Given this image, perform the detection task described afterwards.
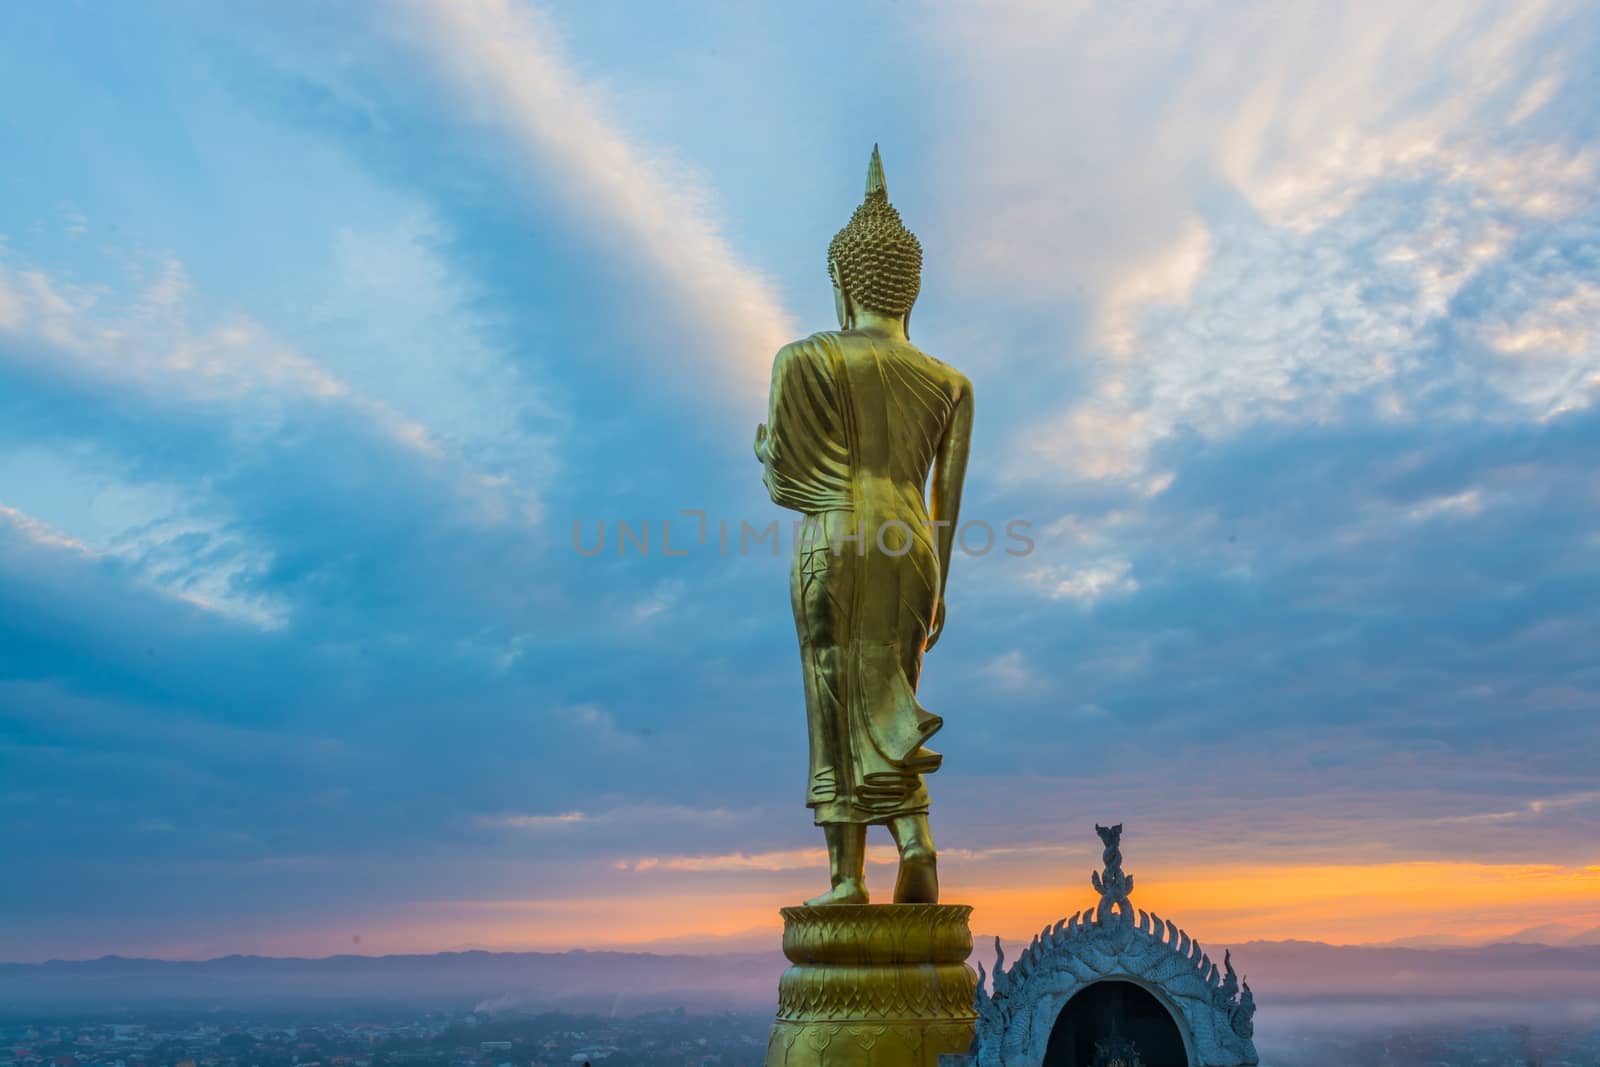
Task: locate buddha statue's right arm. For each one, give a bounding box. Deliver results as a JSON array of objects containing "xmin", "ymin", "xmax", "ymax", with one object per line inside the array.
[
  {"xmin": 754, "ymin": 343, "xmax": 791, "ymax": 504},
  {"xmin": 755, "ymin": 338, "xmax": 852, "ymax": 515}
]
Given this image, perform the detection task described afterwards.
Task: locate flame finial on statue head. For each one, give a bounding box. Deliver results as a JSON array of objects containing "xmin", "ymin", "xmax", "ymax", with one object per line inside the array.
[
  {"xmin": 828, "ymin": 143, "xmax": 922, "ymax": 316},
  {"xmin": 866, "ymin": 142, "xmax": 887, "ymax": 199}
]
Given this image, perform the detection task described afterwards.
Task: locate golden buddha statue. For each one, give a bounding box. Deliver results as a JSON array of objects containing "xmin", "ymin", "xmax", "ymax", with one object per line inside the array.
[{"xmin": 755, "ymin": 145, "xmax": 973, "ymax": 907}]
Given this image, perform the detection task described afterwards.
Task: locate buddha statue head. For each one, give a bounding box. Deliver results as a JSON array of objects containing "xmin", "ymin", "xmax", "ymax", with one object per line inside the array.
[{"xmin": 828, "ymin": 144, "xmax": 923, "ymax": 335}]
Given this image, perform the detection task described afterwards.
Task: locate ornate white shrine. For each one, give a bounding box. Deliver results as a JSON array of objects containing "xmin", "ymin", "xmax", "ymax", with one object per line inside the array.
[{"xmin": 958, "ymin": 825, "xmax": 1258, "ymax": 1067}]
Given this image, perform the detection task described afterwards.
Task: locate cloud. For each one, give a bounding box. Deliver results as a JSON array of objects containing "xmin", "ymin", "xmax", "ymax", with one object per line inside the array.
[
  {"xmin": 1026, "ymin": 558, "xmax": 1138, "ymax": 605},
  {"xmin": 1407, "ymin": 489, "xmax": 1487, "ymax": 522},
  {"xmin": 481, "ymin": 804, "xmax": 739, "ymax": 834},
  {"xmin": 0, "ymin": 246, "xmax": 553, "ymax": 639},
  {"xmin": 0, "ymin": 501, "xmax": 285, "ymax": 629},
  {"xmin": 0, "ymin": 257, "xmax": 349, "ymax": 409},
  {"xmin": 979, "ymin": 650, "xmax": 1037, "ymax": 691},
  {"xmin": 479, "ymin": 812, "xmax": 591, "ymax": 830},
  {"xmin": 922, "ymin": 0, "xmax": 1599, "ymax": 482},
  {"xmin": 400, "ymin": 0, "xmax": 796, "ymax": 406},
  {"xmin": 0, "ymin": 504, "xmax": 93, "ymax": 556},
  {"xmin": 619, "ymin": 847, "xmax": 833, "ymax": 873},
  {"xmin": 615, "ymin": 840, "xmax": 1101, "ymax": 876},
  {"xmin": 1100, "ymin": 217, "xmax": 1212, "ymax": 358},
  {"xmin": 1433, "ymin": 790, "xmax": 1600, "ymax": 825},
  {"xmin": 630, "ymin": 579, "xmax": 683, "ymax": 623}
]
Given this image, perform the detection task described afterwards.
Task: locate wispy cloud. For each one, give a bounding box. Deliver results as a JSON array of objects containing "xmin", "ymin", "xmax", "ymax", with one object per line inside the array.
[
  {"xmin": 978, "ymin": 650, "xmax": 1037, "ymax": 691},
  {"xmin": 0, "ymin": 504, "xmax": 93, "ymax": 556},
  {"xmin": 0, "ymin": 246, "xmax": 550, "ymax": 634},
  {"xmin": 925, "ymin": 0, "xmax": 1598, "ymax": 482},
  {"xmin": 403, "ymin": 0, "xmax": 795, "ymax": 405},
  {"xmin": 482, "ymin": 804, "xmax": 741, "ymax": 834},
  {"xmin": 1026, "ymin": 558, "xmax": 1138, "ymax": 605},
  {"xmin": 615, "ymin": 840, "xmax": 1081, "ymax": 874},
  {"xmin": 617, "ymin": 847, "xmax": 834, "ymax": 873},
  {"xmin": 1408, "ymin": 489, "xmax": 1487, "ymax": 522},
  {"xmin": 479, "ymin": 811, "xmax": 591, "ymax": 830},
  {"xmin": 1433, "ymin": 790, "xmax": 1600, "ymax": 825},
  {"xmin": 0, "ymin": 500, "xmax": 286, "ymax": 629}
]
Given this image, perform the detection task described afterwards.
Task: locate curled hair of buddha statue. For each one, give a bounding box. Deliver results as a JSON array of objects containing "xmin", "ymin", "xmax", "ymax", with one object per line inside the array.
[{"xmin": 827, "ymin": 144, "xmax": 923, "ymax": 316}]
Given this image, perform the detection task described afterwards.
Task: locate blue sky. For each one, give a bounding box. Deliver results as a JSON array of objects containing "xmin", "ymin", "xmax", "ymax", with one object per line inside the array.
[{"xmin": 2, "ymin": 0, "xmax": 1598, "ymax": 960}]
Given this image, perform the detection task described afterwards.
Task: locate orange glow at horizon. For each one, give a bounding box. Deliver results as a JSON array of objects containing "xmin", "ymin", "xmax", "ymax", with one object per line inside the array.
[
  {"xmin": 956, "ymin": 860, "xmax": 1600, "ymax": 947},
  {"xmin": 279, "ymin": 859, "xmax": 1600, "ymax": 961}
]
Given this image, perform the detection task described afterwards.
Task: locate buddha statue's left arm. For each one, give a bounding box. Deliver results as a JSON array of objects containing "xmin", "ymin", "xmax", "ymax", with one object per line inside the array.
[{"xmin": 926, "ymin": 378, "xmax": 973, "ymax": 650}]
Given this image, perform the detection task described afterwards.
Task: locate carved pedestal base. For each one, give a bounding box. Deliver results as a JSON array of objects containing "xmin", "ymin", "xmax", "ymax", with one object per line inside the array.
[{"xmin": 764, "ymin": 905, "xmax": 978, "ymax": 1067}]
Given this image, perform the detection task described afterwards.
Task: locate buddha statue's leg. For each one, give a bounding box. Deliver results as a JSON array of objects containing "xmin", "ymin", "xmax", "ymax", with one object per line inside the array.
[
  {"xmin": 805, "ymin": 823, "xmax": 867, "ymax": 906},
  {"xmin": 889, "ymin": 813, "xmax": 938, "ymax": 904}
]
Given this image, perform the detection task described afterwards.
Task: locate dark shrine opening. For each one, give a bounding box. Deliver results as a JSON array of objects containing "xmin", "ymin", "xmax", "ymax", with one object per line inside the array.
[{"xmin": 1043, "ymin": 980, "xmax": 1189, "ymax": 1067}]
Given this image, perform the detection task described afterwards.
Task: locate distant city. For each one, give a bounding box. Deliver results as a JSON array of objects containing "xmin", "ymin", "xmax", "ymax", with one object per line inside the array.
[
  {"xmin": 3, "ymin": 1008, "xmax": 1600, "ymax": 1067},
  {"xmin": 4, "ymin": 939, "xmax": 1600, "ymax": 1065},
  {"xmin": 0, "ymin": 1011, "xmax": 769, "ymax": 1067}
]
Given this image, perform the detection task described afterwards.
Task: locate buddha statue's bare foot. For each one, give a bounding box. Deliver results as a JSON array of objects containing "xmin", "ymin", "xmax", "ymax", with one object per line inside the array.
[
  {"xmin": 893, "ymin": 850, "xmax": 938, "ymax": 904},
  {"xmin": 805, "ymin": 879, "xmax": 869, "ymax": 906}
]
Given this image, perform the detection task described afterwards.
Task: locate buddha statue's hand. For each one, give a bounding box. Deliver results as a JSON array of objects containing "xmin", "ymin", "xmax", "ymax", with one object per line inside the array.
[
  {"xmin": 754, "ymin": 422, "xmax": 769, "ymax": 461},
  {"xmin": 925, "ymin": 598, "xmax": 948, "ymax": 651}
]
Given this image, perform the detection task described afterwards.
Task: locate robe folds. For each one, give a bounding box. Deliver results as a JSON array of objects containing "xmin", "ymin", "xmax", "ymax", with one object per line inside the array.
[{"xmin": 760, "ymin": 330, "xmax": 965, "ymax": 825}]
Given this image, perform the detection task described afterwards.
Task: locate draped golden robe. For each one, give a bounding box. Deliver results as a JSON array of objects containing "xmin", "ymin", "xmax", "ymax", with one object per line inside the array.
[{"xmin": 760, "ymin": 331, "xmax": 967, "ymax": 825}]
